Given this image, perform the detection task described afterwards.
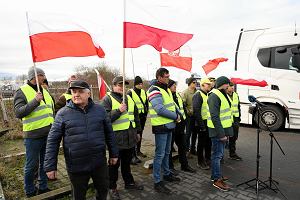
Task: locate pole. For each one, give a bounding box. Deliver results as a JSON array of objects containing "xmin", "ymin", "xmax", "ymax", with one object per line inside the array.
[
  {"xmin": 94, "ymin": 69, "xmax": 111, "ymax": 91},
  {"xmin": 26, "ymin": 11, "xmax": 40, "ymax": 92},
  {"xmin": 130, "ymin": 48, "xmax": 136, "ymax": 78},
  {"xmin": 122, "ymin": 0, "xmax": 126, "ymax": 102}
]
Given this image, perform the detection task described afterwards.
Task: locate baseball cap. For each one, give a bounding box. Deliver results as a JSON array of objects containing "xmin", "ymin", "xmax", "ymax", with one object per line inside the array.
[
  {"xmin": 200, "ymin": 78, "xmax": 212, "ymax": 85},
  {"xmin": 69, "ymin": 80, "xmax": 90, "ymax": 90},
  {"xmin": 112, "ymin": 76, "xmax": 129, "ymax": 85}
]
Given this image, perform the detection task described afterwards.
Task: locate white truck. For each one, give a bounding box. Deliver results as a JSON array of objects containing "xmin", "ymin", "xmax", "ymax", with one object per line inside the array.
[{"xmin": 235, "ymin": 27, "xmax": 300, "ymax": 131}]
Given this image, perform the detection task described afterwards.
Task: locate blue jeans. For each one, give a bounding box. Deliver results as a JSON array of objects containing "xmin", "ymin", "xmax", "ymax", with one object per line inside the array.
[
  {"xmin": 153, "ymin": 132, "xmax": 172, "ymax": 183},
  {"xmin": 24, "ymin": 137, "xmax": 48, "ymax": 195},
  {"xmin": 211, "ymin": 137, "xmax": 225, "ymax": 180}
]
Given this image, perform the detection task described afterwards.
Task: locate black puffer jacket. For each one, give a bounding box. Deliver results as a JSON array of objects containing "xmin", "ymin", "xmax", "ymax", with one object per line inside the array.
[{"xmin": 44, "ymin": 99, "xmax": 118, "ymax": 173}]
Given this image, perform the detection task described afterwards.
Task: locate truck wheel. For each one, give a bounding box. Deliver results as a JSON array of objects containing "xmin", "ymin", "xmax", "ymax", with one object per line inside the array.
[{"xmin": 254, "ymin": 105, "xmax": 285, "ymax": 131}]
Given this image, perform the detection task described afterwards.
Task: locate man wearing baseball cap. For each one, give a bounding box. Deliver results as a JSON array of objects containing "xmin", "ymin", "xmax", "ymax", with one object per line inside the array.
[
  {"xmin": 193, "ymin": 78, "xmax": 213, "ymax": 170},
  {"xmin": 102, "ymin": 76, "xmax": 144, "ymax": 200},
  {"xmin": 44, "ymin": 80, "xmax": 119, "ymax": 199}
]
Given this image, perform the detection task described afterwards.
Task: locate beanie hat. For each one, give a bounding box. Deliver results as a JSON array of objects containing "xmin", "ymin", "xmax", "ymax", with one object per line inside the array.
[
  {"xmin": 28, "ymin": 67, "xmax": 45, "ymax": 80},
  {"xmin": 187, "ymin": 77, "xmax": 196, "ymax": 86},
  {"xmin": 215, "ymin": 76, "xmax": 231, "ymax": 88},
  {"xmin": 168, "ymin": 79, "xmax": 176, "ymax": 88},
  {"xmin": 134, "ymin": 76, "xmax": 143, "ymax": 86}
]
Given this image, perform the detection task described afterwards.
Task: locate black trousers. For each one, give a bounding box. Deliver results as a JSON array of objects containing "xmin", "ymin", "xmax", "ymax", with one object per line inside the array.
[
  {"xmin": 169, "ymin": 122, "xmax": 189, "ymax": 169},
  {"xmin": 68, "ymin": 164, "xmax": 109, "ymax": 200},
  {"xmin": 109, "ymin": 148, "xmax": 135, "ymax": 189},
  {"xmin": 136, "ymin": 114, "xmax": 147, "ymax": 153},
  {"xmin": 229, "ymin": 122, "xmax": 239, "ymax": 155},
  {"xmin": 188, "ymin": 116, "xmax": 198, "ymax": 152},
  {"xmin": 196, "ymin": 125, "xmax": 211, "ymax": 163}
]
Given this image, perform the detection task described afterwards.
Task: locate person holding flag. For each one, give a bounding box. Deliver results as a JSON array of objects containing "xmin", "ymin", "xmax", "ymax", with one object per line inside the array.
[
  {"xmin": 55, "ymin": 75, "xmax": 77, "ymax": 112},
  {"xmin": 13, "ymin": 67, "xmax": 54, "ymax": 197},
  {"xmin": 127, "ymin": 76, "xmax": 149, "ymax": 165}
]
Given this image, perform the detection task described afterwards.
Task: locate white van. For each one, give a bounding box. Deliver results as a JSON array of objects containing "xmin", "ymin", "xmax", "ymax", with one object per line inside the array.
[{"xmin": 235, "ymin": 27, "xmax": 300, "ymax": 131}]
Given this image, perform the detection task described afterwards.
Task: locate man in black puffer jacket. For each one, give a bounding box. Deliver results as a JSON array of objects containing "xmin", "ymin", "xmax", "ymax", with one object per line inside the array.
[{"xmin": 44, "ymin": 80, "xmax": 119, "ymax": 200}]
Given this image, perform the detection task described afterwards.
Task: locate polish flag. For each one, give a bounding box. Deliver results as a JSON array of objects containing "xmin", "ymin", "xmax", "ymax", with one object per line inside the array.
[
  {"xmin": 124, "ymin": 22, "xmax": 193, "ymax": 52},
  {"xmin": 97, "ymin": 75, "xmax": 107, "ymax": 100},
  {"xmin": 202, "ymin": 58, "xmax": 228, "ymax": 75},
  {"xmin": 160, "ymin": 46, "xmax": 192, "ymax": 72},
  {"xmin": 27, "ymin": 12, "xmax": 105, "ymax": 62},
  {"xmin": 227, "ymin": 71, "xmax": 268, "ymax": 87}
]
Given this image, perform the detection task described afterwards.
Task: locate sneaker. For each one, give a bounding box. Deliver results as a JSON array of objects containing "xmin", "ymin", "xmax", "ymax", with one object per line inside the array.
[
  {"xmin": 229, "ymin": 154, "xmax": 242, "ymax": 161},
  {"xmin": 109, "ymin": 189, "xmax": 121, "ymax": 200},
  {"xmin": 211, "ymin": 176, "xmax": 229, "ymax": 182},
  {"xmin": 163, "ymin": 174, "xmax": 181, "ymax": 182},
  {"xmin": 137, "ymin": 151, "xmax": 147, "ymax": 158},
  {"xmin": 170, "ymin": 168, "xmax": 179, "ymax": 176},
  {"xmin": 154, "ymin": 181, "xmax": 171, "ymax": 194},
  {"xmin": 26, "ymin": 191, "xmax": 37, "ymax": 198},
  {"xmin": 125, "ymin": 183, "xmax": 144, "ymax": 190},
  {"xmin": 37, "ymin": 188, "xmax": 51, "ymax": 195},
  {"xmin": 197, "ymin": 162, "xmax": 210, "ymax": 170},
  {"xmin": 213, "ymin": 179, "xmax": 230, "ymax": 192},
  {"xmin": 181, "ymin": 165, "xmax": 196, "ymax": 173}
]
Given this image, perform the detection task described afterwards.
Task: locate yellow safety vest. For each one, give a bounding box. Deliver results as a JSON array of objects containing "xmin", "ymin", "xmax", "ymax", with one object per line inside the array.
[
  {"xmin": 195, "ymin": 90, "xmax": 209, "ymax": 120},
  {"xmin": 109, "ymin": 94, "xmax": 136, "ymax": 131},
  {"xmin": 207, "ymin": 89, "xmax": 232, "ymax": 128},
  {"xmin": 148, "ymin": 86, "xmax": 176, "ymax": 126},
  {"xmin": 228, "ymin": 92, "xmax": 240, "ymax": 118},
  {"xmin": 63, "ymin": 93, "xmax": 72, "ymax": 101},
  {"xmin": 129, "ymin": 89, "xmax": 147, "ymax": 114},
  {"xmin": 20, "ymin": 84, "xmax": 54, "ymax": 131},
  {"xmin": 176, "ymin": 92, "xmax": 186, "ymax": 120}
]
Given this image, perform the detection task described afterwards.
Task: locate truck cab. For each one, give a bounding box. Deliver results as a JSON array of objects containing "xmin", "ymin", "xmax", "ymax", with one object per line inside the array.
[{"xmin": 235, "ymin": 27, "xmax": 300, "ymax": 131}]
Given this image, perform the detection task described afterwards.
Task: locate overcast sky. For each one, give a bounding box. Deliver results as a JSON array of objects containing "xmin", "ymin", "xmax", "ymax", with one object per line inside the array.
[{"xmin": 1, "ymin": 0, "xmax": 300, "ymax": 82}]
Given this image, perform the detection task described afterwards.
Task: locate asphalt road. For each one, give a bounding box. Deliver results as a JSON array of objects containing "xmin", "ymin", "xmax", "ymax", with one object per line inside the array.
[{"xmin": 142, "ymin": 122, "xmax": 300, "ymax": 199}]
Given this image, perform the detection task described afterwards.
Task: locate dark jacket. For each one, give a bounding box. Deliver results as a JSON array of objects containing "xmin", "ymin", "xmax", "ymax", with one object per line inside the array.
[
  {"xmin": 44, "ymin": 99, "xmax": 118, "ymax": 173},
  {"xmin": 207, "ymin": 89, "xmax": 233, "ymax": 138},
  {"xmin": 192, "ymin": 89, "xmax": 207, "ymax": 129},
  {"xmin": 101, "ymin": 92, "xmax": 141, "ymax": 149},
  {"xmin": 13, "ymin": 81, "xmax": 52, "ymax": 138},
  {"xmin": 55, "ymin": 89, "xmax": 71, "ymax": 113}
]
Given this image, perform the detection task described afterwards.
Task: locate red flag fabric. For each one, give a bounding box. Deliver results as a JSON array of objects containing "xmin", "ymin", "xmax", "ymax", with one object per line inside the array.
[
  {"xmin": 202, "ymin": 58, "xmax": 228, "ymax": 75},
  {"xmin": 160, "ymin": 48, "xmax": 192, "ymax": 72},
  {"xmin": 230, "ymin": 78, "xmax": 268, "ymax": 87},
  {"xmin": 28, "ymin": 13, "xmax": 105, "ymax": 62},
  {"xmin": 124, "ymin": 22, "xmax": 193, "ymax": 52},
  {"xmin": 97, "ymin": 75, "xmax": 107, "ymax": 100}
]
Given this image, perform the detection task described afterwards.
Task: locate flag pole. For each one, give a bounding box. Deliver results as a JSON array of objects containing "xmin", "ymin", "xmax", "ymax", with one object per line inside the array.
[
  {"xmin": 130, "ymin": 48, "xmax": 136, "ymax": 78},
  {"xmin": 94, "ymin": 69, "xmax": 111, "ymax": 91},
  {"xmin": 122, "ymin": 0, "xmax": 127, "ymax": 102},
  {"xmin": 26, "ymin": 11, "xmax": 40, "ymax": 93}
]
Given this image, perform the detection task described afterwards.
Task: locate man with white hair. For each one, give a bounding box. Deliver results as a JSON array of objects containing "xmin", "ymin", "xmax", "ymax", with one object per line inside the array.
[{"xmin": 44, "ymin": 80, "xmax": 119, "ymax": 200}]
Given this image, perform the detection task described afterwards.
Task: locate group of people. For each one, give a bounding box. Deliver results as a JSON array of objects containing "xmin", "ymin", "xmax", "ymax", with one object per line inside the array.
[{"xmin": 13, "ymin": 66, "xmax": 242, "ymax": 199}]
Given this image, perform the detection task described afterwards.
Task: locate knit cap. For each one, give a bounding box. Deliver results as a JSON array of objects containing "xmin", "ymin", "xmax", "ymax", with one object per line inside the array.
[
  {"xmin": 215, "ymin": 76, "xmax": 231, "ymax": 88},
  {"xmin": 28, "ymin": 67, "xmax": 45, "ymax": 80}
]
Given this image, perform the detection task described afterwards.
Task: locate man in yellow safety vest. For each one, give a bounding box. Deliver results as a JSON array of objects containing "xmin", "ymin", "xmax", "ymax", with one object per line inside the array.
[
  {"xmin": 13, "ymin": 67, "xmax": 54, "ymax": 197},
  {"xmin": 207, "ymin": 76, "xmax": 233, "ymax": 192},
  {"xmin": 226, "ymin": 82, "xmax": 242, "ymax": 160},
  {"xmin": 127, "ymin": 76, "xmax": 148, "ymax": 164},
  {"xmin": 102, "ymin": 76, "xmax": 144, "ymax": 200}
]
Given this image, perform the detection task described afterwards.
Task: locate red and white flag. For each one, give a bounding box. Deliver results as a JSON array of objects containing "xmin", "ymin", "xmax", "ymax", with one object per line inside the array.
[
  {"xmin": 124, "ymin": 22, "xmax": 193, "ymax": 52},
  {"xmin": 160, "ymin": 46, "xmax": 192, "ymax": 72},
  {"xmin": 27, "ymin": 12, "xmax": 105, "ymax": 62},
  {"xmin": 230, "ymin": 78, "xmax": 268, "ymax": 87},
  {"xmin": 202, "ymin": 58, "xmax": 228, "ymax": 75},
  {"xmin": 97, "ymin": 75, "xmax": 107, "ymax": 100}
]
